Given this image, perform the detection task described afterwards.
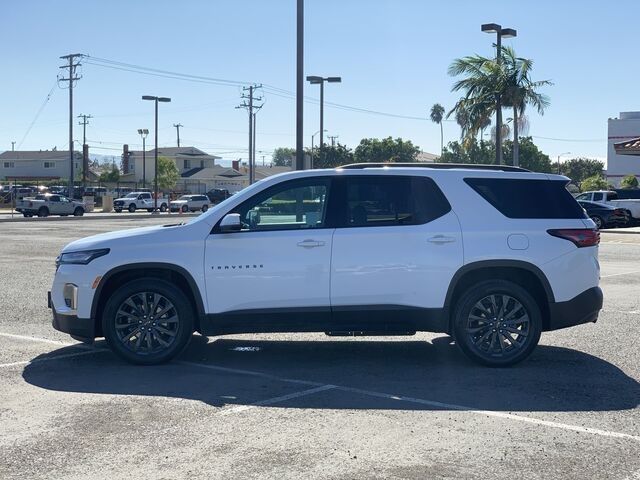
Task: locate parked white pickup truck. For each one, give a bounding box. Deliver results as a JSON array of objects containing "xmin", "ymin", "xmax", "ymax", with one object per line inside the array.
[
  {"xmin": 575, "ymin": 190, "xmax": 640, "ymax": 222},
  {"xmin": 113, "ymin": 192, "xmax": 169, "ymax": 213},
  {"xmin": 16, "ymin": 194, "xmax": 85, "ymax": 218}
]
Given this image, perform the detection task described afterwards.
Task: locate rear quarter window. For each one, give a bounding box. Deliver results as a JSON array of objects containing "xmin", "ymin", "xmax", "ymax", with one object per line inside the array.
[{"xmin": 464, "ymin": 178, "xmax": 586, "ymax": 219}]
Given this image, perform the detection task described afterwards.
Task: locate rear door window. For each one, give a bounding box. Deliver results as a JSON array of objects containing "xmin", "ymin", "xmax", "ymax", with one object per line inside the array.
[
  {"xmin": 337, "ymin": 176, "xmax": 451, "ymax": 227},
  {"xmin": 464, "ymin": 178, "xmax": 586, "ymax": 219}
]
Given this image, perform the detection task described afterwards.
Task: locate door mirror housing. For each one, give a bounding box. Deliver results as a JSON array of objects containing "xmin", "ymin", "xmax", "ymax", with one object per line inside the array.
[{"xmin": 220, "ymin": 213, "xmax": 241, "ymax": 232}]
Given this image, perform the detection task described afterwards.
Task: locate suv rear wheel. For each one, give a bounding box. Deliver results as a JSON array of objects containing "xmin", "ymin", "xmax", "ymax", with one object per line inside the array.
[
  {"xmin": 453, "ymin": 280, "xmax": 542, "ymax": 367},
  {"xmin": 103, "ymin": 279, "xmax": 194, "ymax": 365}
]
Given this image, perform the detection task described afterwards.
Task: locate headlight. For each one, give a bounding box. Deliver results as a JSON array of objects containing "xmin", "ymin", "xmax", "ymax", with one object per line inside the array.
[{"xmin": 56, "ymin": 248, "xmax": 110, "ymax": 267}]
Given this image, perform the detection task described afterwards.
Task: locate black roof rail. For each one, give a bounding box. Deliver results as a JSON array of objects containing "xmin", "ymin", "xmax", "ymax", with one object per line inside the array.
[{"xmin": 339, "ymin": 162, "xmax": 530, "ymax": 173}]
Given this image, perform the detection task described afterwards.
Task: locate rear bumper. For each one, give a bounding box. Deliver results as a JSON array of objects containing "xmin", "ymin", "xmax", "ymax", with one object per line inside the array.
[
  {"xmin": 547, "ymin": 286, "xmax": 603, "ymax": 331},
  {"xmin": 49, "ymin": 291, "xmax": 95, "ymax": 343}
]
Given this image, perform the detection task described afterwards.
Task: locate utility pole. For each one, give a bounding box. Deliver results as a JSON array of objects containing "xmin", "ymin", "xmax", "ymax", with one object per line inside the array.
[
  {"xmin": 59, "ymin": 53, "xmax": 83, "ymax": 199},
  {"xmin": 173, "ymin": 123, "xmax": 183, "ymax": 147},
  {"xmin": 296, "ymin": 0, "xmax": 304, "ymax": 170},
  {"xmin": 236, "ymin": 85, "xmax": 263, "ymax": 185},
  {"xmin": 78, "ymin": 114, "xmax": 92, "ymax": 187},
  {"xmin": 328, "ymin": 135, "xmax": 339, "ymax": 147}
]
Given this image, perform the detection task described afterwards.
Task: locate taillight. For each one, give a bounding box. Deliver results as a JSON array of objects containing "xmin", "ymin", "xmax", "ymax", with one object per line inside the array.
[{"xmin": 547, "ymin": 229, "xmax": 600, "ymax": 248}]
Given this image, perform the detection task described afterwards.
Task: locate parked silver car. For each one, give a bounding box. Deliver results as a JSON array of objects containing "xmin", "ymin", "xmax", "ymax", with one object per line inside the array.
[{"xmin": 169, "ymin": 194, "xmax": 211, "ymax": 212}]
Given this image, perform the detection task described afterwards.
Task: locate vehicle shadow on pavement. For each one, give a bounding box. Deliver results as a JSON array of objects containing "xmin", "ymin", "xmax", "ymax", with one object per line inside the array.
[{"xmin": 22, "ymin": 334, "xmax": 640, "ymax": 412}]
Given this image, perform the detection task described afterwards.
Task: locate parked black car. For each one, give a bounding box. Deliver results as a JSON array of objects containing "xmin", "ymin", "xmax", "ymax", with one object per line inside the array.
[
  {"xmin": 578, "ymin": 200, "xmax": 629, "ymax": 229},
  {"xmin": 206, "ymin": 188, "xmax": 230, "ymax": 204}
]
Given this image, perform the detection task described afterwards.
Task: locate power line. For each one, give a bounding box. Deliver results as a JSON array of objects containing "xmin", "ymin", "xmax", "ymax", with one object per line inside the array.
[
  {"xmin": 82, "ymin": 56, "xmax": 430, "ymax": 122},
  {"xmin": 17, "ymin": 80, "xmax": 58, "ymax": 149}
]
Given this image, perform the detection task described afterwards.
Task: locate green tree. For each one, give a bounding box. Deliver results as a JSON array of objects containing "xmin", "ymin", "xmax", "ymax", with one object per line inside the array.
[
  {"xmin": 99, "ymin": 164, "xmax": 120, "ymax": 183},
  {"xmin": 439, "ymin": 139, "xmax": 493, "ymax": 164},
  {"xmin": 581, "ymin": 175, "xmax": 609, "ymax": 192},
  {"xmin": 353, "ymin": 137, "xmax": 420, "ymax": 163},
  {"xmin": 620, "ymin": 174, "xmax": 639, "ymax": 189},
  {"xmin": 559, "ymin": 158, "xmax": 604, "ymax": 185},
  {"xmin": 272, "ymin": 147, "xmax": 296, "ymax": 167},
  {"xmin": 440, "ymin": 136, "xmax": 552, "ymax": 173},
  {"xmin": 310, "ymin": 143, "xmax": 353, "ymax": 168},
  {"xmin": 502, "ymin": 137, "xmax": 552, "ymax": 173},
  {"xmin": 430, "ymin": 103, "xmax": 445, "ymax": 155},
  {"xmin": 157, "ymin": 156, "xmax": 179, "ymax": 190},
  {"xmin": 501, "ymin": 46, "xmax": 552, "ymax": 167},
  {"xmin": 448, "ymin": 47, "xmax": 551, "ymax": 166}
]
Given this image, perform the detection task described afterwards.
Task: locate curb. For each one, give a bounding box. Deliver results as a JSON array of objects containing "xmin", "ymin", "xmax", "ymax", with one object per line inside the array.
[
  {"xmin": 0, "ymin": 212, "xmax": 199, "ymax": 223},
  {"xmin": 601, "ymin": 228, "xmax": 640, "ymax": 235}
]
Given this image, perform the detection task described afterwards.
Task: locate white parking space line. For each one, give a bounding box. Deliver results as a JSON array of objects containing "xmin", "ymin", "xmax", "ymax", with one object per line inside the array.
[
  {"xmin": 218, "ymin": 385, "xmax": 337, "ymax": 416},
  {"xmin": 0, "ymin": 332, "xmax": 80, "ymax": 347},
  {"xmin": 4, "ymin": 332, "xmax": 640, "ymax": 443},
  {"xmin": 177, "ymin": 360, "xmax": 325, "ymax": 387},
  {"xmin": 601, "ymin": 270, "xmax": 640, "ymax": 279},
  {"xmin": 337, "ymin": 386, "xmax": 640, "ymax": 443},
  {"xmin": 0, "ymin": 348, "xmax": 108, "ymax": 369}
]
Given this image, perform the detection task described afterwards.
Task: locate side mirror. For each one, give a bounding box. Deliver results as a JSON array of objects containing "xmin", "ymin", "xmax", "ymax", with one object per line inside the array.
[{"xmin": 220, "ymin": 213, "xmax": 241, "ymax": 233}]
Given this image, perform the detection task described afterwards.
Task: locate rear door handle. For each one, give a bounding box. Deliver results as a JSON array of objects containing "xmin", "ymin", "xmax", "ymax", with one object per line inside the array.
[
  {"xmin": 297, "ymin": 239, "xmax": 325, "ymax": 248},
  {"xmin": 428, "ymin": 235, "xmax": 456, "ymax": 244}
]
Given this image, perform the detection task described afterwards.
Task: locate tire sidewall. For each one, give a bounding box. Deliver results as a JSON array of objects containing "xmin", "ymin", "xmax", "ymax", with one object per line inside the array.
[
  {"xmin": 592, "ymin": 216, "xmax": 603, "ymax": 229},
  {"xmin": 453, "ymin": 280, "xmax": 542, "ymax": 367},
  {"xmin": 74, "ymin": 207, "xmax": 84, "ymax": 216},
  {"xmin": 128, "ymin": 204, "xmax": 136, "ymax": 213},
  {"xmin": 103, "ymin": 278, "xmax": 194, "ymax": 365}
]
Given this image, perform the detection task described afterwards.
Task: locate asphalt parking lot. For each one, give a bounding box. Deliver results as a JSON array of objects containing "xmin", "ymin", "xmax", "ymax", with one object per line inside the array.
[{"xmin": 0, "ymin": 218, "xmax": 638, "ymax": 479}]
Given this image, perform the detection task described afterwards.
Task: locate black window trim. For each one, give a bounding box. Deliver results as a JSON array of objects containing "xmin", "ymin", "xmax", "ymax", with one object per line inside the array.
[{"xmin": 212, "ymin": 176, "xmax": 336, "ymax": 234}]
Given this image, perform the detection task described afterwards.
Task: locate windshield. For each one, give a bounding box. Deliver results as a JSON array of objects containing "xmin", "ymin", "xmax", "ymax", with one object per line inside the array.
[
  {"xmin": 124, "ymin": 193, "xmax": 137, "ymax": 198},
  {"xmin": 177, "ymin": 196, "xmax": 190, "ymax": 200}
]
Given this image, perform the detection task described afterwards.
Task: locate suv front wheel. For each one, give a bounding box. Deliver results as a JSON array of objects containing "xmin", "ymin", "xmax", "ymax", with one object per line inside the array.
[
  {"xmin": 453, "ymin": 280, "xmax": 542, "ymax": 367},
  {"xmin": 103, "ymin": 278, "xmax": 194, "ymax": 365}
]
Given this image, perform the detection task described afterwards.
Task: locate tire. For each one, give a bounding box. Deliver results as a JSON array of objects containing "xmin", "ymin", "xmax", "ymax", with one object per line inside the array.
[
  {"xmin": 160, "ymin": 203, "xmax": 167, "ymax": 213},
  {"xmin": 452, "ymin": 279, "xmax": 542, "ymax": 367},
  {"xmin": 23, "ymin": 213, "xmax": 31, "ymax": 218},
  {"xmin": 181, "ymin": 205, "xmax": 189, "ymax": 213},
  {"xmin": 592, "ymin": 215, "xmax": 603, "ymax": 230},
  {"xmin": 73, "ymin": 207, "xmax": 84, "ymax": 217},
  {"xmin": 102, "ymin": 278, "xmax": 194, "ymax": 365},
  {"xmin": 128, "ymin": 203, "xmax": 136, "ymax": 213},
  {"xmin": 201, "ymin": 204, "xmax": 208, "ymax": 212},
  {"xmin": 114, "ymin": 209, "xmax": 122, "ymax": 213},
  {"xmin": 37, "ymin": 207, "xmax": 49, "ymax": 218},
  {"xmin": 147, "ymin": 209, "xmax": 154, "ymax": 213}
]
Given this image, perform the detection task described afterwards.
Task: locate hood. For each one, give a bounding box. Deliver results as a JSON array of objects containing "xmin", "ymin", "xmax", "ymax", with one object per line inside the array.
[
  {"xmin": 61, "ymin": 224, "xmax": 175, "ymax": 253},
  {"xmin": 114, "ymin": 197, "xmax": 134, "ymax": 202},
  {"xmin": 170, "ymin": 200, "xmax": 188, "ymax": 204}
]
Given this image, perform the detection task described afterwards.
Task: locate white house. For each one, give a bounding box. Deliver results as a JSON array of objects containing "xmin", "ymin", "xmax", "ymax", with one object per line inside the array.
[
  {"xmin": 121, "ymin": 146, "xmax": 221, "ymax": 184},
  {"xmin": 607, "ymin": 112, "xmax": 640, "ymax": 186},
  {"xmin": 0, "ymin": 150, "xmax": 82, "ymax": 181}
]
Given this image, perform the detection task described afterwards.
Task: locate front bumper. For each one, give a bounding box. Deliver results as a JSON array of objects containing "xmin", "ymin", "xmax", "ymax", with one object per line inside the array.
[
  {"xmin": 547, "ymin": 286, "xmax": 603, "ymax": 331},
  {"xmin": 49, "ymin": 291, "xmax": 95, "ymax": 343}
]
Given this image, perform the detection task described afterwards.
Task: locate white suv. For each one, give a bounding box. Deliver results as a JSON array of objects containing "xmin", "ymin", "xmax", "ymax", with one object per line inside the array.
[{"xmin": 49, "ymin": 164, "xmax": 602, "ymax": 367}]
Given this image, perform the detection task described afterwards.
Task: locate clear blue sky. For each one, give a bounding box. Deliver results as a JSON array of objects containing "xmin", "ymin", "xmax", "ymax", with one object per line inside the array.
[{"xmin": 2, "ymin": 0, "xmax": 636, "ymax": 165}]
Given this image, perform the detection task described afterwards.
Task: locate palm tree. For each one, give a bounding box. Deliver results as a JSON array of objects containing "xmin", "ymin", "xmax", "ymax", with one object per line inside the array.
[
  {"xmin": 501, "ymin": 46, "xmax": 551, "ymax": 167},
  {"xmin": 430, "ymin": 103, "xmax": 445, "ymax": 155},
  {"xmin": 448, "ymin": 48, "xmax": 551, "ymax": 166}
]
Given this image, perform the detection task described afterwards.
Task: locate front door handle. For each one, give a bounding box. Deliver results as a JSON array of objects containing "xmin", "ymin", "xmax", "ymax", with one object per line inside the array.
[
  {"xmin": 297, "ymin": 239, "xmax": 325, "ymax": 248},
  {"xmin": 428, "ymin": 235, "xmax": 456, "ymax": 245}
]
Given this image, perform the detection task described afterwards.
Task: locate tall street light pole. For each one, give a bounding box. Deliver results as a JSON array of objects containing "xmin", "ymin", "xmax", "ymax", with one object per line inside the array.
[
  {"xmin": 296, "ymin": 0, "xmax": 304, "ymax": 171},
  {"xmin": 557, "ymin": 152, "xmax": 571, "ymax": 175},
  {"xmin": 311, "ymin": 129, "xmax": 327, "ymax": 169},
  {"xmin": 137, "ymin": 129, "xmax": 149, "ymax": 187},
  {"xmin": 306, "ymin": 76, "xmax": 341, "ymax": 154},
  {"xmin": 481, "ymin": 23, "xmax": 516, "ymax": 165},
  {"xmin": 142, "ymin": 96, "xmax": 171, "ymax": 213}
]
